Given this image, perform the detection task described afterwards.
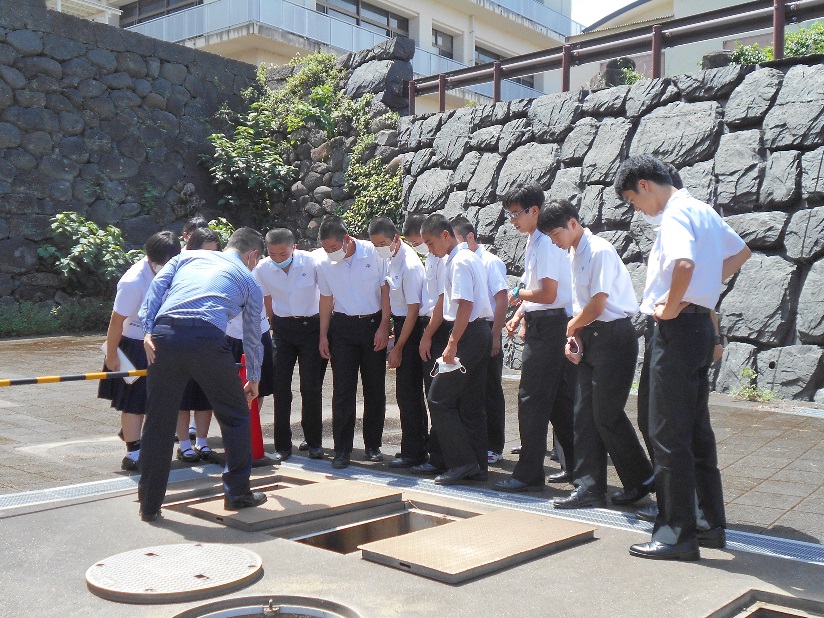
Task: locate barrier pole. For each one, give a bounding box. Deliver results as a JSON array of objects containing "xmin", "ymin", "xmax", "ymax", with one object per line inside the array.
[
  {"xmin": 773, "ymin": 0, "xmax": 786, "ymax": 60},
  {"xmin": 239, "ymin": 353, "xmax": 266, "ymax": 462}
]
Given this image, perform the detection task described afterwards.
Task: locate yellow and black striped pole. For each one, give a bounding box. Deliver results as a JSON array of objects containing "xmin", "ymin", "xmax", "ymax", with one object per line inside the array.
[{"xmin": 0, "ymin": 370, "xmax": 147, "ymax": 387}]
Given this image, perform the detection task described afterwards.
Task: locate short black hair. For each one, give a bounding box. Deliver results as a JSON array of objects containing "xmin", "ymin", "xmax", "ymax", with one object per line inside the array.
[
  {"xmin": 421, "ymin": 213, "xmax": 455, "ymax": 239},
  {"xmin": 226, "ymin": 227, "xmax": 265, "ymax": 255},
  {"xmin": 319, "ymin": 215, "xmax": 347, "ymax": 242},
  {"xmin": 145, "ymin": 231, "xmax": 182, "ymax": 264},
  {"xmin": 537, "ymin": 199, "xmax": 579, "ymax": 234},
  {"xmin": 450, "ymin": 216, "xmax": 476, "ymax": 241},
  {"xmin": 266, "ymin": 228, "xmax": 295, "ymax": 246},
  {"xmin": 664, "ymin": 162, "xmax": 683, "ymax": 190},
  {"xmin": 368, "ymin": 216, "xmax": 399, "ymax": 238},
  {"xmin": 613, "ymin": 154, "xmax": 674, "ymax": 196},
  {"xmin": 183, "ymin": 215, "xmax": 209, "ymax": 235},
  {"xmin": 402, "ymin": 213, "xmax": 426, "ymax": 237},
  {"xmin": 185, "ymin": 227, "xmax": 221, "ymax": 250},
  {"xmin": 502, "ymin": 182, "xmax": 545, "ymax": 211}
]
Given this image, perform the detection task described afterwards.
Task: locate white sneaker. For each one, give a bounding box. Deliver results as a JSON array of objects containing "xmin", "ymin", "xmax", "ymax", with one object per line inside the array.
[{"xmin": 487, "ymin": 451, "xmax": 503, "ymax": 464}]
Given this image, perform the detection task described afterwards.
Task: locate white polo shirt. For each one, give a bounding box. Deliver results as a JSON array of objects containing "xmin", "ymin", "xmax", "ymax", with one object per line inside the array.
[
  {"xmin": 520, "ymin": 230, "xmax": 573, "ymax": 314},
  {"xmin": 317, "ymin": 239, "xmax": 386, "ymax": 316},
  {"xmin": 386, "ymin": 242, "xmax": 424, "ymax": 317},
  {"xmin": 473, "ymin": 246, "xmax": 508, "ymax": 322},
  {"xmin": 254, "ymin": 250, "xmax": 320, "ymax": 317},
  {"xmin": 442, "ymin": 245, "xmax": 494, "ymax": 322},
  {"xmin": 113, "ymin": 257, "xmax": 155, "ymax": 340},
  {"xmin": 420, "ymin": 253, "xmax": 446, "ymax": 318},
  {"xmin": 641, "ymin": 189, "xmax": 747, "ymax": 315},
  {"xmin": 226, "ymin": 306, "xmax": 270, "ymax": 339},
  {"xmin": 571, "ymin": 228, "xmax": 639, "ymax": 322}
]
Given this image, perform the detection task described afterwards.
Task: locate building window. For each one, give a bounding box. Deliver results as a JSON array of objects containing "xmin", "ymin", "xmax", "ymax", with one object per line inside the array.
[
  {"xmin": 119, "ymin": 0, "xmax": 202, "ymax": 27},
  {"xmin": 475, "ymin": 45, "xmax": 535, "ymax": 89},
  {"xmin": 316, "ymin": 1, "xmax": 409, "ymax": 38},
  {"xmin": 432, "ymin": 29, "xmax": 453, "ymax": 59}
]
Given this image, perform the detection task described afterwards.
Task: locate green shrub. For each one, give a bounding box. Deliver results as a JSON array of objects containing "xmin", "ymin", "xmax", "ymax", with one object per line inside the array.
[
  {"xmin": 731, "ymin": 368, "xmax": 776, "ymax": 403},
  {"xmin": 0, "ymin": 299, "xmax": 110, "ymax": 338},
  {"xmin": 730, "ymin": 43, "xmax": 773, "ymax": 65},
  {"xmin": 208, "ymin": 217, "xmax": 236, "ymax": 247},
  {"xmin": 730, "ymin": 20, "xmax": 824, "ymax": 65},
  {"xmin": 619, "ymin": 67, "xmax": 644, "ymax": 85}
]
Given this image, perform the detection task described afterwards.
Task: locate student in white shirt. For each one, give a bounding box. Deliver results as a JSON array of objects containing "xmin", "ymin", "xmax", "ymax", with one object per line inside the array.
[
  {"xmin": 316, "ymin": 216, "xmax": 390, "ymax": 469},
  {"xmin": 369, "ymin": 217, "xmax": 428, "ymax": 468},
  {"xmin": 420, "ymin": 214, "xmax": 493, "ymax": 485},
  {"xmin": 98, "ymin": 231, "xmax": 181, "ymax": 471},
  {"xmin": 616, "ymin": 155, "xmax": 751, "ymax": 561},
  {"xmin": 538, "ymin": 200, "xmax": 654, "ymax": 511},
  {"xmin": 255, "ymin": 228, "xmax": 327, "ymax": 462},
  {"xmin": 450, "ymin": 217, "xmax": 509, "ymax": 465},
  {"xmin": 494, "ymin": 182, "xmax": 576, "ymax": 492}
]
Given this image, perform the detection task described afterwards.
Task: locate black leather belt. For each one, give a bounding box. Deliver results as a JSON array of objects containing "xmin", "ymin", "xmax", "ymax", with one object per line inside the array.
[
  {"xmin": 585, "ymin": 316, "xmax": 633, "ymax": 330},
  {"xmin": 524, "ymin": 308, "xmax": 567, "ymax": 319},
  {"xmin": 334, "ymin": 311, "xmax": 381, "ymax": 320},
  {"xmin": 156, "ymin": 317, "xmax": 207, "ymax": 327},
  {"xmin": 680, "ymin": 304, "xmax": 711, "ymax": 314}
]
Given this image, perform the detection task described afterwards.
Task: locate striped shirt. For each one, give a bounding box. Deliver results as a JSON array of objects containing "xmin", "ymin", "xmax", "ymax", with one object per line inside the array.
[{"xmin": 140, "ymin": 250, "xmax": 264, "ymax": 381}]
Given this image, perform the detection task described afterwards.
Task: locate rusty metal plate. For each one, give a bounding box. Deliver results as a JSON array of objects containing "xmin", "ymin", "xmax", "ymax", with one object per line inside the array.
[{"xmin": 359, "ymin": 509, "xmax": 596, "ymax": 584}]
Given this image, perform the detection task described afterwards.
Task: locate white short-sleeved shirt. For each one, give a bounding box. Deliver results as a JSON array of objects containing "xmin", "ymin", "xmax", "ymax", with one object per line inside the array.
[
  {"xmin": 226, "ymin": 306, "xmax": 269, "ymax": 339},
  {"xmin": 520, "ymin": 230, "xmax": 573, "ymax": 314},
  {"xmin": 475, "ymin": 247, "xmax": 508, "ymax": 322},
  {"xmin": 442, "ymin": 245, "xmax": 493, "ymax": 322},
  {"xmin": 420, "ymin": 253, "xmax": 446, "ymax": 318},
  {"xmin": 386, "ymin": 243, "xmax": 424, "ymax": 317},
  {"xmin": 316, "ymin": 239, "xmax": 387, "ymax": 316},
  {"xmin": 571, "ymin": 228, "xmax": 639, "ymax": 322},
  {"xmin": 641, "ymin": 189, "xmax": 747, "ymax": 315},
  {"xmin": 254, "ymin": 250, "xmax": 320, "ymax": 317},
  {"xmin": 113, "ymin": 257, "xmax": 155, "ymax": 340}
]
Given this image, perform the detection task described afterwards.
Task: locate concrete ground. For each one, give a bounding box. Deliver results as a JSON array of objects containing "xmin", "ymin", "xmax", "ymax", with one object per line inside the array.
[{"xmin": 0, "ymin": 334, "xmax": 823, "ymax": 543}]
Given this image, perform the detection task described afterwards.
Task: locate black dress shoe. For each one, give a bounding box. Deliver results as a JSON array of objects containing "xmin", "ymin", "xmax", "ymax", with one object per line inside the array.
[
  {"xmin": 611, "ymin": 481, "xmax": 653, "ymax": 505},
  {"xmin": 224, "ymin": 491, "xmax": 268, "ymax": 510},
  {"xmin": 434, "ymin": 463, "xmax": 480, "ymax": 485},
  {"xmin": 177, "ymin": 447, "xmax": 201, "ymax": 463},
  {"xmin": 364, "ymin": 447, "xmax": 384, "ymax": 462},
  {"xmin": 140, "ymin": 509, "xmax": 161, "ymax": 522},
  {"xmin": 635, "ymin": 503, "xmax": 658, "ymax": 522},
  {"xmin": 468, "ymin": 469, "xmax": 488, "ymax": 481},
  {"xmin": 697, "ymin": 527, "xmax": 726, "ymax": 549},
  {"xmin": 331, "ymin": 452, "xmax": 350, "ymax": 469},
  {"xmin": 298, "ymin": 441, "xmax": 309, "ymax": 451},
  {"xmin": 548, "ymin": 448, "xmax": 559, "ymax": 462},
  {"xmin": 553, "ymin": 487, "xmax": 606, "ymax": 509},
  {"xmin": 410, "ymin": 462, "xmax": 443, "ymax": 475},
  {"xmin": 276, "ymin": 450, "xmax": 292, "ymax": 462},
  {"xmin": 546, "ymin": 470, "xmax": 572, "ymax": 484},
  {"xmin": 308, "ymin": 447, "xmax": 324, "ymax": 459},
  {"xmin": 387, "ymin": 455, "xmax": 427, "ymax": 468},
  {"xmin": 121, "ymin": 456, "xmax": 139, "ymax": 471},
  {"xmin": 629, "ymin": 540, "xmax": 700, "ymax": 561},
  {"xmin": 493, "ymin": 477, "xmax": 544, "ymax": 492}
]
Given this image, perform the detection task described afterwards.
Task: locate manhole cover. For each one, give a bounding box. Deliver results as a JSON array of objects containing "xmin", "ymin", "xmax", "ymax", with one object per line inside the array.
[{"xmin": 86, "ymin": 543, "xmax": 263, "ymax": 604}]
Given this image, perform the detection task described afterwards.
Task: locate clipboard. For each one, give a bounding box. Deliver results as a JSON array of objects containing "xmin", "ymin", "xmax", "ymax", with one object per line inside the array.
[{"xmin": 101, "ymin": 343, "xmax": 140, "ymax": 384}]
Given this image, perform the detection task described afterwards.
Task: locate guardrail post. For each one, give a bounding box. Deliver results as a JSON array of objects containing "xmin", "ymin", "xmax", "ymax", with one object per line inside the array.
[
  {"xmin": 773, "ymin": 0, "xmax": 786, "ymax": 60},
  {"xmin": 408, "ymin": 80, "xmax": 416, "ymax": 115},
  {"xmin": 493, "ymin": 61, "xmax": 502, "ymax": 102},
  {"xmin": 652, "ymin": 24, "xmax": 663, "ymax": 79},
  {"xmin": 561, "ymin": 45, "xmax": 572, "ymax": 92},
  {"xmin": 438, "ymin": 73, "xmax": 446, "ymax": 112}
]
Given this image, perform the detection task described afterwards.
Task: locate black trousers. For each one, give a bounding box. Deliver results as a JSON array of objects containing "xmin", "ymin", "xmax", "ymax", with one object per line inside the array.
[
  {"xmin": 650, "ymin": 312, "xmax": 725, "ymax": 545},
  {"xmin": 573, "ymin": 317, "xmax": 652, "ymax": 496},
  {"xmin": 329, "ymin": 312, "xmax": 386, "ymax": 454},
  {"xmin": 139, "ymin": 318, "xmax": 252, "ymax": 515},
  {"xmin": 485, "ymin": 321, "xmax": 506, "ymax": 454},
  {"xmin": 421, "ymin": 317, "xmax": 452, "ymax": 468},
  {"xmin": 393, "ymin": 315, "xmax": 428, "ymax": 460},
  {"xmin": 271, "ymin": 315, "xmax": 328, "ymax": 452},
  {"xmin": 512, "ymin": 311, "xmax": 576, "ymax": 485},
  {"xmin": 637, "ymin": 315, "xmax": 655, "ymax": 464},
  {"xmin": 427, "ymin": 319, "xmax": 491, "ymax": 470}
]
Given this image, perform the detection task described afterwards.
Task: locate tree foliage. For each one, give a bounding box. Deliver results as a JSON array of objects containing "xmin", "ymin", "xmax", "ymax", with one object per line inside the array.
[{"xmin": 731, "ymin": 20, "xmax": 824, "ymax": 65}]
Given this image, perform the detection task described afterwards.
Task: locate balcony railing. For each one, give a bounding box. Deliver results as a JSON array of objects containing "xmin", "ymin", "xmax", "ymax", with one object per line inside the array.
[
  {"xmin": 127, "ymin": 0, "xmax": 546, "ymax": 102},
  {"xmin": 482, "ymin": 0, "xmax": 582, "ymax": 36}
]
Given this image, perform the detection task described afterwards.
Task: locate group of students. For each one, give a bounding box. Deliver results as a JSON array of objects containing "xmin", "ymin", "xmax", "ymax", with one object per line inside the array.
[{"xmin": 99, "ymin": 153, "xmax": 751, "ymax": 561}]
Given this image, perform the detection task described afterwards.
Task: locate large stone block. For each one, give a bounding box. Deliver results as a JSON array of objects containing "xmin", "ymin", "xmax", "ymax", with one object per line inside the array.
[
  {"xmin": 582, "ymin": 117, "xmax": 633, "ymax": 184},
  {"xmin": 407, "ymin": 167, "xmax": 452, "ymax": 213},
  {"xmin": 725, "ymin": 67, "xmax": 783, "ymax": 128},
  {"xmin": 497, "ymin": 117, "xmax": 532, "ymax": 154},
  {"xmin": 432, "ymin": 134, "xmax": 470, "ymax": 168},
  {"xmin": 801, "ymin": 146, "xmax": 824, "ymax": 202},
  {"xmin": 598, "ymin": 230, "xmax": 641, "ymax": 262},
  {"xmin": 0, "ymin": 64, "xmax": 26, "ymax": 89},
  {"xmin": 6, "ymin": 29, "xmax": 43, "ymax": 56},
  {"xmin": 409, "ymin": 148, "xmax": 435, "ymax": 177},
  {"xmin": 527, "ymin": 91, "xmax": 581, "ymax": 142},
  {"xmin": 477, "ymin": 202, "xmax": 503, "ymax": 239},
  {"xmin": 628, "ymin": 212, "xmax": 657, "ymax": 261},
  {"xmin": 720, "ymin": 253, "xmax": 799, "ymax": 345},
  {"xmin": 785, "ymin": 206, "xmax": 824, "ymax": 263},
  {"xmin": 763, "ymin": 64, "xmax": 824, "ymax": 150},
  {"xmin": 496, "ymin": 142, "xmax": 558, "ymax": 198},
  {"xmin": 470, "ymin": 125, "xmax": 502, "ymax": 150},
  {"xmin": 714, "ymin": 129, "xmax": 764, "ymax": 214},
  {"xmin": 560, "ymin": 117, "xmax": 598, "ymax": 164},
  {"xmin": 0, "ymin": 121, "xmax": 21, "ymax": 149},
  {"xmin": 723, "ymin": 211, "xmax": 788, "ymax": 250},
  {"xmin": 756, "ymin": 345, "xmax": 824, "ymax": 401},
  {"xmin": 405, "ymin": 113, "xmax": 447, "ymax": 150},
  {"xmin": 625, "ymin": 261, "xmax": 647, "ymax": 303},
  {"xmin": 467, "ymin": 152, "xmax": 503, "ymax": 204},
  {"xmin": 797, "ymin": 259, "xmax": 824, "ymax": 344},
  {"xmin": 630, "ymin": 101, "xmax": 722, "ymax": 167},
  {"xmin": 760, "ymin": 150, "xmax": 800, "ymax": 209},
  {"xmin": 345, "ymin": 59, "xmax": 411, "ymax": 108},
  {"xmin": 678, "ymin": 160, "xmax": 715, "ymax": 205},
  {"xmin": 624, "ymin": 78, "xmax": 679, "ymax": 117},
  {"xmin": 43, "ymin": 33, "xmax": 86, "ymax": 61},
  {"xmin": 493, "ymin": 223, "xmax": 527, "ymax": 276},
  {"xmin": 453, "ymin": 151, "xmax": 481, "ymax": 189},
  {"xmin": 672, "ymin": 65, "xmax": 750, "ymax": 102},
  {"xmin": 1, "ymin": 105, "xmax": 59, "ymax": 133},
  {"xmin": 549, "ymin": 166, "xmax": 583, "ymax": 205},
  {"xmin": 582, "ymin": 84, "xmax": 629, "ymax": 116},
  {"xmin": 714, "ymin": 341, "xmax": 757, "ymax": 393},
  {"xmin": 441, "ymin": 190, "xmax": 467, "ymax": 221},
  {"xmin": 579, "ymin": 185, "xmax": 602, "ymax": 227},
  {"xmin": 0, "ymin": 237, "xmax": 38, "ymax": 274}
]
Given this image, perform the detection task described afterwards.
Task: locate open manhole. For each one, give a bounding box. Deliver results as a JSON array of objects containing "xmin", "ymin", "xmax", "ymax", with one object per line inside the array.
[
  {"xmin": 708, "ymin": 591, "xmax": 824, "ymax": 618},
  {"xmin": 291, "ymin": 507, "xmax": 460, "ymax": 555},
  {"xmin": 172, "ymin": 595, "xmax": 362, "ymax": 618}
]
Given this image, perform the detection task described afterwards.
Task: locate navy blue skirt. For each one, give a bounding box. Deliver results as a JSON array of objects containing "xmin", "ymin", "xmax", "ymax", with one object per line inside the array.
[
  {"xmin": 97, "ymin": 336, "xmax": 148, "ymax": 415},
  {"xmin": 228, "ymin": 331, "xmax": 275, "ymax": 397}
]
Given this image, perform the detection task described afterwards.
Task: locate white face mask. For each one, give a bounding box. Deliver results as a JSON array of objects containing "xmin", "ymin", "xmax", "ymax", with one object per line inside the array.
[
  {"xmin": 642, "ymin": 212, "xmax": 663, "ymax": 227},
  {"xmin": 327, "ymin": 247, "xmax": 346, "ymax": 263},
  {"xmin": 413, "ymin": 243, "xmax": 429, "ymax": 256},
  {"xmin": 375, "ymin": 245, "xmax": 393, "ymax": 259},
  {"xmin": 430, "ymin": 356, "xmax": 466, "ymax": 377}
]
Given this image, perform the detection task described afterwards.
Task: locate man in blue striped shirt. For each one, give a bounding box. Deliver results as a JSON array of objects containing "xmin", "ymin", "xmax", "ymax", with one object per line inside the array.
[{"xmin": 138, "ymin": 228, "xmax": 268, "ymax": 521}]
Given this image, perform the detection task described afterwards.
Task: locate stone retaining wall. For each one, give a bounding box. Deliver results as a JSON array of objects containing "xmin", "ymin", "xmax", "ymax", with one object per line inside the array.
[{"xmin": 398, "ymin": 61, "xmax": 824, "ymax": 401}]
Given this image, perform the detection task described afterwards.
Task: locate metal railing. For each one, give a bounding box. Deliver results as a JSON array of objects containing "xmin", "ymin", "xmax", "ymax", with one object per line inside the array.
[
  {"xmin": 410, "ymin": 0, "xmax": 824, "ymax": 113},
  {"xmin": 480, "ymin": 0, "xmax": 582, "ymax": 36}
]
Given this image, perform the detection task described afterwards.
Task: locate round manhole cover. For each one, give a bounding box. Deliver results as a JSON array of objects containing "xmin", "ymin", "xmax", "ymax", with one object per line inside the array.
[{"xmin": 86, "ymin": 544, "xmax": 263, "ymax": 604}]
